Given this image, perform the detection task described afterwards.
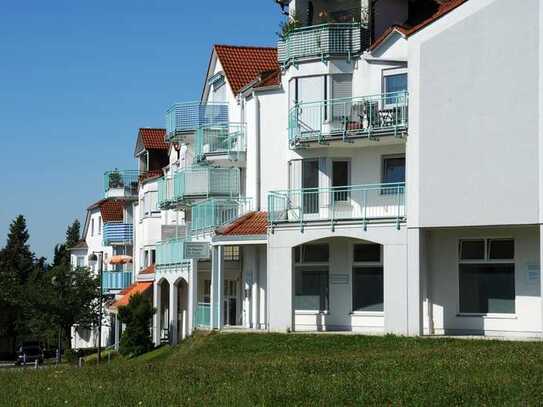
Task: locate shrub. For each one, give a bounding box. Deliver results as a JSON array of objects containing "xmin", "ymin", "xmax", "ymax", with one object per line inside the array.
[{"xmin": 117, "ymin": 293, "xmax": 155, "ymax": 357}]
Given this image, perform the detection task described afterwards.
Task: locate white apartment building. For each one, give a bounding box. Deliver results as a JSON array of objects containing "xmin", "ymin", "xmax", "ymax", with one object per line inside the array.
[{"xmin": 109, "ymin": 0, "xmax": 543, "ymax": 343}]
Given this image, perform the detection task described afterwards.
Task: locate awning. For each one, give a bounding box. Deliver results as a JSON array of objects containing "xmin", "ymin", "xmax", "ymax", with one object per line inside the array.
[
  {"xmin": 110, "ymin": 281, "xmax": 153, "ymax": 309},
  {"xmin": 109, "ymin": 255, "xmax": 133, "ymax": 265}
]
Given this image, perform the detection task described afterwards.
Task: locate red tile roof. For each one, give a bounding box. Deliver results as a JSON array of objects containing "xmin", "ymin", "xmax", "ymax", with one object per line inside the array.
[
  {"xmin": 111, "ymin": 281, "xmax": 153, "ymax": 309},
  {"xmin": 140, "ymin": 264, "xmax": 155, "ymax": 275},
  {"xmin": 214, "ymin": 45, "xmax": 279, "ymax": 95},
  {"xmin": 99, "ymin": 200, "xmax": 125, "ymax": 223},
  {"xmin": 139, "ymin": 128, "xmax": 168, "ymax": 150},
  {"xmin": 370, "ymin": 0, "xmax": 467, "ymax": 50},
  {"xmin": 216, "ymin": 211, "xmax": 268, "ymax": 236},
  {"xmin": 255, "ymin": 69, "xmax": 282, "ymax": 89}
]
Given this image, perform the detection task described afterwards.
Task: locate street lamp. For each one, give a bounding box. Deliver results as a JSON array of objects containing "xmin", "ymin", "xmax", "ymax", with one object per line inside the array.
[{"xmin": 88, "ymin": 251, "xmax": 104, "ymax": 365}]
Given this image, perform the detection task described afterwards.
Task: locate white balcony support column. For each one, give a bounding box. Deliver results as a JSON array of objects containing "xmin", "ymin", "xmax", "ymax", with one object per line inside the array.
[
  {"xmin": 114, "ymin": 314, "xmax": 120, "ymax": 351},
  {"xmin": 267, "ymin": 243, "xmax": 293, "ymax": 332},
  {"xmin": 169, "ymin": 282, "xmax": 178, "ymax": 345},
  {"xmin": 152, "ymin": 281, "xmax": 161, "ymax": 346},
  {"xmin": 540, "ymin": 226, "xmax": 543, "ymax": 340},
  {"xmin": 383, "ymin": 242, "xmax": 409, "ymax": 335},
  {"xmin": 211, "ymin": 246, "xmax": 225, "ymax": 330},
  {"xmin": 251, "ymin": 248, "xmax": 260, "ymax": 329},
  {"xmin": 407, "ymin": 228, "xmax": 424, "ymax": 336},
  {"xmin": 188, "ymin": 260, "xmax": 198, "ymax": 334}
]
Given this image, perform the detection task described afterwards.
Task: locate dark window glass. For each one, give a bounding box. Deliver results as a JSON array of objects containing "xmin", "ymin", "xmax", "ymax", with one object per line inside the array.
[
  {"xmin": 302, "ymin": 160, "xmax": 319, "ymax": 214},
  {"xmin": 488, "ymin": 239, "xmax": 514, "ymax": 260},
  {"xmin": 353, "ymin": 244, "xmax": 381, "ymax": 262},
  {"xmin": 383, "ymin": 157, "xmax": 405, "ymax": 184},
  {"xmin": 294, "ymin": 246, "xmax": 301, "ymax": 263},
  {"xmin": 459, "ymin": 264, "xmax": 515, "ymax": 314},
  {"xmin": 295, "ymin": 268, "xmax": 329, "ymax": 311},
  {"xmin": 460, "ymin": 240, "xmax": 485, "ymax": 260},
  {"xmin": 303, "ymin": 244, "xmax": 329, "ymax": 263},
  {"xmin": 353, "ymin": 267, "xmax": 384, "ymax": 312},
  {"xmin": 332, "ymin": 161, "xmax": 349, "ymax": 201}
]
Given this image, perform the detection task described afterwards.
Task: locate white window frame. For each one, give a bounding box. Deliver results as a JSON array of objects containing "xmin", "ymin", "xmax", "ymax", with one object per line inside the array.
[
  {"xmin": 294, "ymin": 244, "xmax": 330, "ymax": 314},
  {"xmin": 382, "ymin": 67, "xmax": 408, "ymax": 109},
  {"xmin": 457, "ymin": 238, "xmax": 516, "ymax": 317}
]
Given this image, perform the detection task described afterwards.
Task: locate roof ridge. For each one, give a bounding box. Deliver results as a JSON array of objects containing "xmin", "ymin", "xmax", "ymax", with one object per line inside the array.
[{"xmin": 214, "ymin": 44, "xmax": 277, "ymax": 50}]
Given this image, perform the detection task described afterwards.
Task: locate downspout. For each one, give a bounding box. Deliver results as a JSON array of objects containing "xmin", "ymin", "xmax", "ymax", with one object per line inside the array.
[{"xmin": 253, "ymin": 92, "xmax": 262, "ymax": 211}]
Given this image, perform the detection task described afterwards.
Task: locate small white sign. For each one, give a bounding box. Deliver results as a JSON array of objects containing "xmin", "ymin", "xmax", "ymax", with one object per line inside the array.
[{"xmin": 184, "ymin": 242, "xmax": 210, "ymax": 259}]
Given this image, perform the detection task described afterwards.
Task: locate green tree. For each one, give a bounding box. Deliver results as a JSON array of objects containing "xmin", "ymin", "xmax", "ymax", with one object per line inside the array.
[
  {"xmin": 118, "ymin": 293, "xmax": 155, "ymax": 357},
  {"xmin": 0, "ymin": 215, "xmax": 36, "ymax": 351},
  {"xmin": 65, "ymin": 219, "xmax": 80, "ymax": 249},
  {"xmin": 52, "ymin": 219, "xmax": 81, "ymax": 267}
]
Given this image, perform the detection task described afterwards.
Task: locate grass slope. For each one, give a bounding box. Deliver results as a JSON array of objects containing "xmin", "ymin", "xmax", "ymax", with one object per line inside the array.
[{"xmin": 1, "ymin": 332, "xmax": 542, "ymax": 406}]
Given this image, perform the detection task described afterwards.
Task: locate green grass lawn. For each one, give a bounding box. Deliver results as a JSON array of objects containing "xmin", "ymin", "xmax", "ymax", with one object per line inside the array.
[{"xmin": 1, "ymin": 332, "xmax": 542, "ymax": 406}]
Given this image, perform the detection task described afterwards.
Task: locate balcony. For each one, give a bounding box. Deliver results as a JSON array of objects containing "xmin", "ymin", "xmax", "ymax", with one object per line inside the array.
[
  {"xmin": 158, "ymin": 166, "xmax": 240, "ymax": 208},
  {"xmin": 268, "ymin": 182, "xmax": 405, "ymax": 231},
  {"xmin": 191, "ymin": 198, "xmax": 253, "ymax": 236},
  {"xmin": 103, "ymin": 223, "xmax": 133, "ymax": 246},
  {"xmin": 195, "ymin": 122, "xmax": 247, "ymax": 163},
  {"xmin": 104, "ymin": 170, "xmax": 140, "ymax": 198},
  {"xmin": 195, "ymin": 303, "xmax": 211, "ymax": 328},
  {"xmin": 165, "ymin": 102, "xmax": 229, "ymax": 141},
  {"xmin": 278, "ymin": 23, "xmax": 368, "ymax": 67},
  {"xmin": 102, "ymin": 271, "xmax": 132, "ymax": 293},
  {"xmin": 156, "ymin": 238, "xmax": 187, "ymax": 267},
  {"xmin": 288, "ymin": 91, "xmax": 408, "ymax": 148}
]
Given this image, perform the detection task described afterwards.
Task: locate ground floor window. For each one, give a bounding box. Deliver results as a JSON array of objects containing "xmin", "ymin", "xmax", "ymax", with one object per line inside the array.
[
  {"xmin": 458, "ymin": 238, "xmax": 515, "ymax": 314},
  {"xmin": 353, "ymin": 267, "xmax": 383, "ymax": 312},
  {"xmin": 295, "ymin": 267, "xmax": 329, "ymax": 311},
  {"xmin": 459, "ymin": 264, "xmax": 515, "ymax": 314}
]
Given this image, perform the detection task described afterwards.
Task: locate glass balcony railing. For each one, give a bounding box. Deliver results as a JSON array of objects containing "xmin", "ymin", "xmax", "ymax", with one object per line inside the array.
[
  {"xmin": 195, "ymin": 122, "xmax": 247, "ymax": 161},
  {"xmin": 102, "ymin": 271, "xmax": 132, "ymax": 293},
  {"xmin": 195, "ymin": 303, "xmax": 211, "ymax": 328},
  {"xmin": 268, "ymin": 182, "xmax": 405, "ymax": 230},
  {"xmin": 157, "ymin": 167, "xmax": 240, "ymax": 207},
  {"xmin": 278, "ymin": 23, "xmax": 368, "ymax": 67},
  {"xmin": 104, "ymin": 170, "xmax": 140, "ymax": 197},
  {"xmin": 156, "ymin": 238, "xmax": 187, "ymax": 267},
  {"xmin": 191, "ymin": 197, "xmax": 253, "ymax": 235},
  {"xmin": 165, "ymin": 102, "xmax": 229, "ymax": 141},
  {"xmin": 103, "ymin": 223, "xmax": 134, "ymax": 246},
  {"xmin": 288, "ymin": 91, "xmax": 408, "ymax": 147}
]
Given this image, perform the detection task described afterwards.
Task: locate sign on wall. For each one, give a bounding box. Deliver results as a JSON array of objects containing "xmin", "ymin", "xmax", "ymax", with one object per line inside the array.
[{"xmin": 184, "ymin": 242, "xmax": 210, "ymax": 259}]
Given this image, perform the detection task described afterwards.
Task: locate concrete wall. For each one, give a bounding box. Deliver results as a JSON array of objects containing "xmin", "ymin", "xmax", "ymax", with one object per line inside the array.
[
  {"xmin": 424, "ymin": 226, "xmax": 541, "ymax": 338},
  {"xmin": 408, "ymin": 0, "xmax": 541, "ymax": 228}
]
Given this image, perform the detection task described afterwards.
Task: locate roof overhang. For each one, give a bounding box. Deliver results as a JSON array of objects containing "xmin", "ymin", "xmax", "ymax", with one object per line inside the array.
[{"xmin": 212, "ymin": 234, "xmax": 267, "ymax": 246}]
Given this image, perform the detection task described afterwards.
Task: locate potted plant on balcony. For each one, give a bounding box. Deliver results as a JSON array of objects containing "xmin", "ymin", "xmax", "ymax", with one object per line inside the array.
[
  {"xmin": 277, "ymin": 16, "xmax": 301, "ymax": 40},
  {"xmin": 108, "ymin": 171, "xmax": 124, "ymax": 190}
]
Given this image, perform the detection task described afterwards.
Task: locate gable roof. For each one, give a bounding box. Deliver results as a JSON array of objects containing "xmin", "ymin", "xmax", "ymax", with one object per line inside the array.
[
  {"xmin": 370, "ymin": 0, "xmax": 467, "ymax": 51},
  {"xmin": 216, "ymin": 211, "xmax": 268, "ymax": 236},
  {"xmin": 139, "ymin": 128, "xmax": 168, "ymax": 150},
  {"xmin": 214, "ymin": 45, "xmax": 279, "ymax": 95},
  {"xmin": 110, "ymin": 281, "xmax": 153, "ymax": 309},
  {"xmin": 99, "ymin": 200, "xmax": 125, "ymax": 222}
]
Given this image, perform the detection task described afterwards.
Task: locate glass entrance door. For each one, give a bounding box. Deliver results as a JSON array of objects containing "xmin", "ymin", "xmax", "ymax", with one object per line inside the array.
[{"xmin": 223, "ymin": 279, "xmax": 239, "ymax": 326}]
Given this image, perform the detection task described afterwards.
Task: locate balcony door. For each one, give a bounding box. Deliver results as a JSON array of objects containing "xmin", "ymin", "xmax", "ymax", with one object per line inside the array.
[
  {"xmin": 302, "ymin": 160, "xmax": 319, "ymax": 214},
  {"xmin": 291, "ymin": 76, "xmax": 325, "ymax": 136}
]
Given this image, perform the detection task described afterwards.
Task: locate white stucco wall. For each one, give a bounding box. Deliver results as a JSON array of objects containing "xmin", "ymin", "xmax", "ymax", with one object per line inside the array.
[{"xmin": 408, "ymin": 0, "xmax": 541, "ymax": 228}]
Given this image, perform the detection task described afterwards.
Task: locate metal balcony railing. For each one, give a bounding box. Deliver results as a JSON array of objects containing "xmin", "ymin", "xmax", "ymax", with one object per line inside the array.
[
  {"xmin": 157, "ymin": 167, "xmax": 240, "ymax": 207},
  {"xmin": 288, "ymin": 91, "xmax": 408, "ymax": 147},
  {"xmin": 195, "ymin": 303, "xmax": 211, "ymax": 328},
  {"xmin": 278, "ymin": 23, "xmax": 368, "ymax": 66},
  {"xmin": 268, "ymin": 182, "xmax": 405, "ymax": 231},
  {"xmin": 191, "ymin": 198, "xmax": 253, "ymax": 235},
  {"xmin": 102, "ymin": 271, "xmax": 132, "ymax": 293},
  {"xmin": 156, "ymin": 238, "xmax": 187, "ymax": 267},
  {"xmin": 165, "ymin": 102, "xmax": 229, "ymax": 141},
  {"xmin": 195, "ymin": 123, "xmax": 247, "ymax": 161},
  {"xmin": 104, "ymin": 170, "xmax": 141, "ymax": 197},
  {"xmin": 103, "ymin": 223, "xmax": 133, "ymax": 246}
]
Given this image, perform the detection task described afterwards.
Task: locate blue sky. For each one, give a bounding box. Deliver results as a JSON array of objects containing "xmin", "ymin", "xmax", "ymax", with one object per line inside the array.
[{"xmin": 0, "ymin": 0, "xmax": 282, "ymax": 261}]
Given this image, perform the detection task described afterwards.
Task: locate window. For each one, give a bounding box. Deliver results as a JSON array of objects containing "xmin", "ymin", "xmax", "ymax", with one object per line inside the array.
[
  {"xmin": 302, "ymin": 160, "xmax": 319, "ymax": 214},
  {"xmin": 91, "ymin": 219, "xmax": 95, "ymax": 237},
  {"xmin": 150, "ymin": 249, "xmax": 156, "ymax": 265},
  {"xmin": 295, "ymin": 244, "xmax": 329, "ymax": 312},
  {"xmin": 352, "ymin": 244, "xmax": 383, "ymax": 312},
  {"xmin": 383, "ymin": 156, "xmax": 405, "ymax": 184},
  {"xmin": 143, "ymin": 191, "xmax": 159, "ymax": 216},
  {"xmin": 98, "ymin": 216, "xmax": 102, "ymax": 235},
  {"xmin": 458, "ymin": 239, "xmax": 515, "ymax": 314},
  {"xmin": 144, "ymin": 250, "xmax": 149, "ymax": 268},
  {"xmin": 203, "ymin": 280, "xmax": 211, "ymax": 303},
  {"xmin": 76, "ymin": 256, "xmax": 85, "ymax": 268},
  {"xmin": 224, "ymin": 246, "xmax": 240, "ymax": 261},
  {"xmin": 295, "ymin": 268, "xmax": 329, "ymax": 311},
  {"xmin": 383, "ymin": 70, "xmax": 407, "ymax": 106},
  {"xmin": 332, "ymin": 160, "xmax": 350, "ymax": 202}
]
